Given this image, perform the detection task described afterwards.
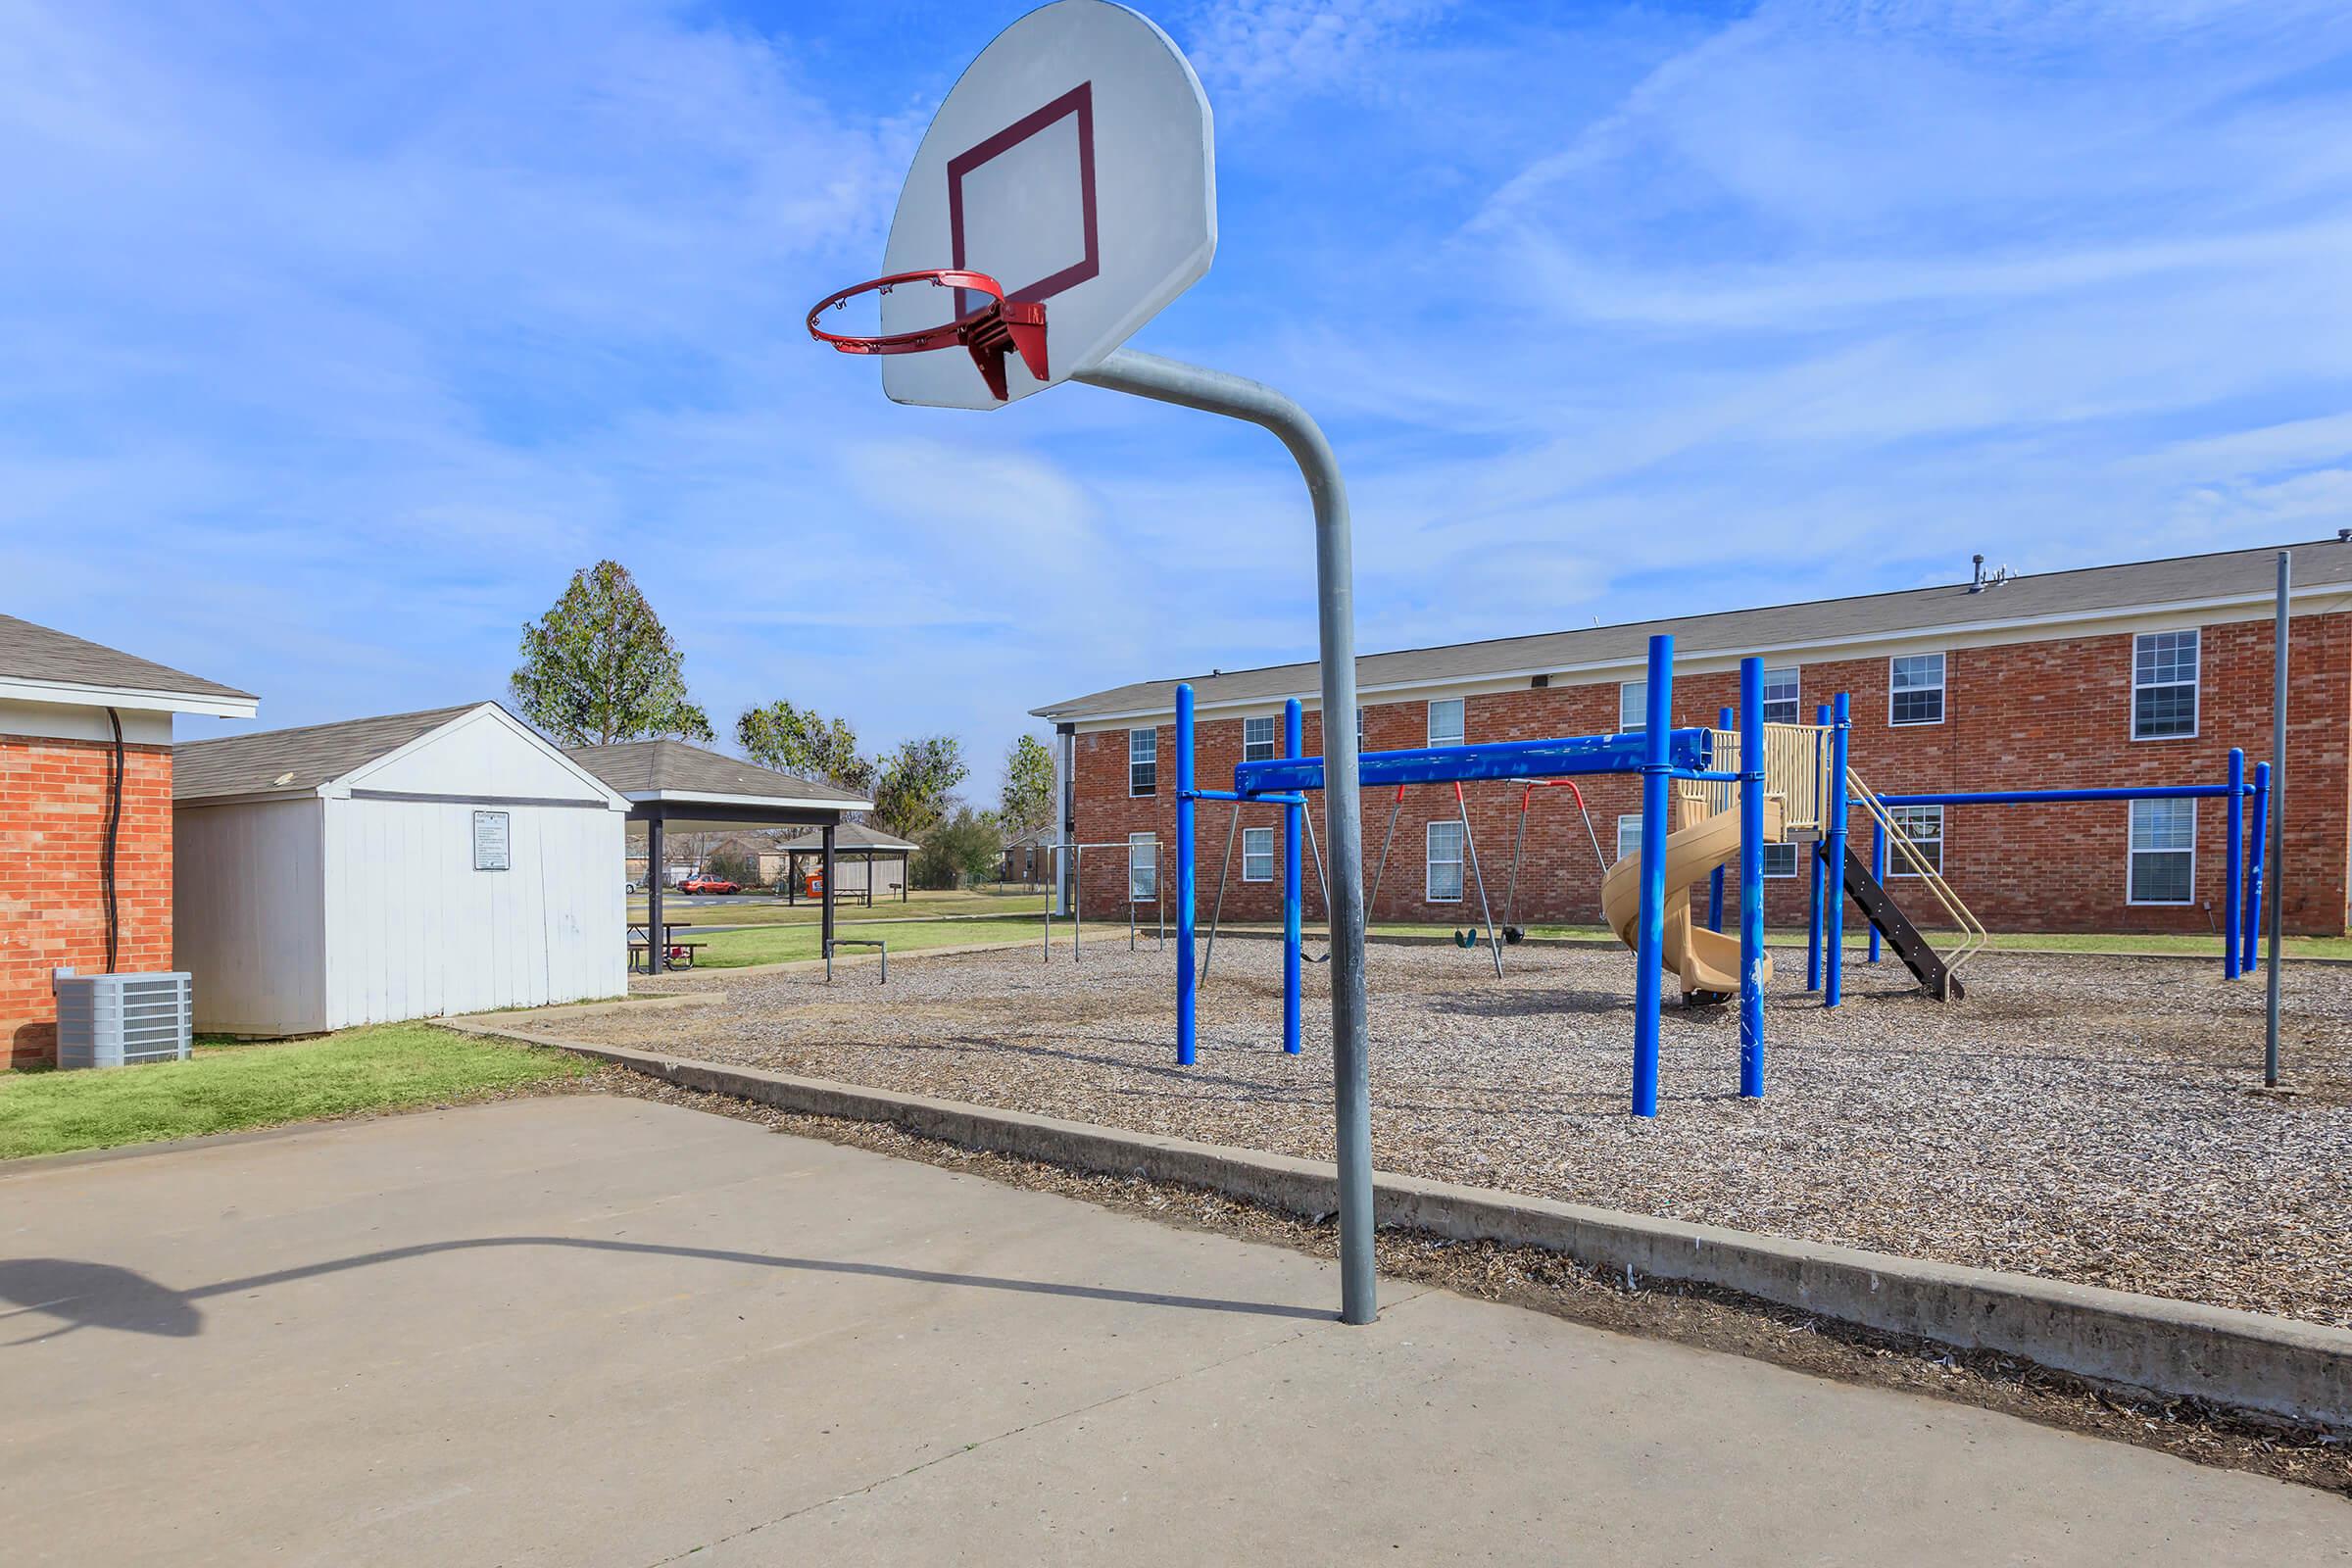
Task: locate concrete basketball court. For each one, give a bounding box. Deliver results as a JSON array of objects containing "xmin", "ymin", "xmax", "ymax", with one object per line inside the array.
[{"xmin": 1, "ymin": 1095, "xmax": 2342, "ymax": 1566}]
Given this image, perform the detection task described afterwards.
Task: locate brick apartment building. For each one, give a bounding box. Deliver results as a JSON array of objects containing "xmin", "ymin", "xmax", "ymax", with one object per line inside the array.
[
  {"xmin": 1, "ymin": 614, "xmax": 256, "ymax": 1065},
  {"xmin": 1033, "ymin": 540, "xmax": 2352, "ymax": 938}
]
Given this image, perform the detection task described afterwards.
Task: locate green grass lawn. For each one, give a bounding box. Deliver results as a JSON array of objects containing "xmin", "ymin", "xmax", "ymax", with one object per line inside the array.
[
  {"xmin": 0, "ymin": 1024, "xmax": 600, "ymax": 1160},
  {"xmin": 628, "ymin": 887, "xmax": 1050, "ymax": 928},
  {"xmin": 685, "ymin": 914, "xmax": 1054, "ymax": 968}
]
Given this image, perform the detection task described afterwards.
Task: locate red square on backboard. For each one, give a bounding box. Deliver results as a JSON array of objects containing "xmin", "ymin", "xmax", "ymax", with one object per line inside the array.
[{"xmin": 947, "ymin": 82, "xmax": 1100, "ymax": 317}]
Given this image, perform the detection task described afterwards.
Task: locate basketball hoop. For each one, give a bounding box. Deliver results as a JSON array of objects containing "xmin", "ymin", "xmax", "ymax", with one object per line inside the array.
[{"xmin": 806, "ymin": 269, "xmax": 1048, "ymax": 403}]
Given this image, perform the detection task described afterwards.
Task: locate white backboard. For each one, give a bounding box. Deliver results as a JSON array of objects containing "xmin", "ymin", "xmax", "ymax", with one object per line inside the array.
[{"xmin": 880, "ymin": 0, "xmax": 1215, "ymax": 409}]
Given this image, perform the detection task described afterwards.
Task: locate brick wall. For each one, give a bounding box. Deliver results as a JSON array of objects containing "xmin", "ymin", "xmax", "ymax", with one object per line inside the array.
[
  {"xmin": 0, "ymin": 735, "xmax": 174, "ymax": 1066},
  {"xmin": 1069, "ymin": 612, "xmax": 2351, "ymax": 938}
]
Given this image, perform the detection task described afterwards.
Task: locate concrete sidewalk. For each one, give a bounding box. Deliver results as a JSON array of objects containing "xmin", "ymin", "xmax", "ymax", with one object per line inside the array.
[{"xmin": 0, "ymin": 1097, "xmax": 2341, "ymax": 1566}]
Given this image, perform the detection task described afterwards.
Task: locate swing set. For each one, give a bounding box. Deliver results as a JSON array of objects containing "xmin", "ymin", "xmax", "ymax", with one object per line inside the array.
[{"xmin": 1359, "ymin": 777, "xmax": 1610, "ymax": 960}]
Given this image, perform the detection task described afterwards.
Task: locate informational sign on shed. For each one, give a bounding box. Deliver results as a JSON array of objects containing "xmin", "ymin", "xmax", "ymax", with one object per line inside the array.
[{"xmin": 472, "ymin": 809, "xmax": 512, "ymax": 872}]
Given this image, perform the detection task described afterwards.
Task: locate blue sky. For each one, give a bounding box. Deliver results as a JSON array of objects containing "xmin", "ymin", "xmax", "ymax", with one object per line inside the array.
[{"xmin": 9, "ymin": 1, "xmax": 2352, "ymax": 798}]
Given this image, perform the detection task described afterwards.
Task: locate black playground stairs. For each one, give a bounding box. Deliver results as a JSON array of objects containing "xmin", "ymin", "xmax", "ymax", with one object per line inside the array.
[{"xmin": 1820, "ymin": 842, "xmax": 1965, "ymax": 1002}]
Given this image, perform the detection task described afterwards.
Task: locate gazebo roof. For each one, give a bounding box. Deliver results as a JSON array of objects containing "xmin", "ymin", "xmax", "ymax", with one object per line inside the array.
[
  {"xmin": 567, "ymin": 740, "xmax": 871, "ymax": 828},
  {"xmin": 775, "ymin": 822, "xmax": 918, "ymax": 854}
]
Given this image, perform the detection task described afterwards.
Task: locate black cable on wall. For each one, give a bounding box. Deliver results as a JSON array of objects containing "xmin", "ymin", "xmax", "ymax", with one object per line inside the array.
[{"xmin": 103, "ymin": 707, "xmax": 123, "ymax": 973}]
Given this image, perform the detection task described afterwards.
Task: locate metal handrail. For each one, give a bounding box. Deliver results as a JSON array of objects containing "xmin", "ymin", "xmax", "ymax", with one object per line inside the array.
[{"xmin": 1845, "ymin": 770, "xmax": 1988, "ymax": 972}]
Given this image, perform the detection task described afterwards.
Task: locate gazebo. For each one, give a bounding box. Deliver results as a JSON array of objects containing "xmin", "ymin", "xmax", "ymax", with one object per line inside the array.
[
  {"xmin": 772, "ymin": 822, "xmax": 917, "ymax": 906},
  {"xmin": 567, "ymin": 740, "xmax": 870, "ymax": 974}
]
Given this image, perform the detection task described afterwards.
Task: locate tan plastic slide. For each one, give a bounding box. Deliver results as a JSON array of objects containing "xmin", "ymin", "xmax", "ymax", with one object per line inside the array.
[{"xmin": 1600, "ymin": 797, "xmax": 1785, "ymax": 999}]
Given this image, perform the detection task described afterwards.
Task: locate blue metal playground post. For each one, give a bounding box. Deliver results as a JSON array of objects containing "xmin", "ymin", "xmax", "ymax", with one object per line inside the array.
[
  {"xmin": 2244, "ymin": 761, "xmax": 2271, "ymax": 973},
  {"xmin": 1868, "ymin": 817, "xmax": 1886, "ymax": 963},
  {"xmin": 1631, "ymin": 635, "xmax": 1674, "ymax": 1119},
  {"xmin": 1824, "ymin": 692, "xmax": 1850, "ymax": 1008},
  {"xmin": 1282, "ymin": 698, "xmax": 1304, "ymax": 1054},
  {"xmin": 2225, "ymin": 747, "xmax": 2245, "ymax": 982},
  {"xmin": 1739, "ymin": 659, "xmax": 1766, "ymax": 1099},
  {"xmin": 1175, "ymin": 683, "xmax": 1198, "ymax": 1066},
  {"xmin": 1806, "ymin": 703, "xmax": 1829, "ymax": 992},
  {"xmin": 1709, "ymin": 705, "xmax": 1732, "ymax": 934}
]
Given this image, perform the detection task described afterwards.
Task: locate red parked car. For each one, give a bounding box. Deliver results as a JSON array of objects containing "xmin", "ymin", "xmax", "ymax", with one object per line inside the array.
[{"xmin": 677, "ymin": 874, "xmax": 741, "ymax": 895}]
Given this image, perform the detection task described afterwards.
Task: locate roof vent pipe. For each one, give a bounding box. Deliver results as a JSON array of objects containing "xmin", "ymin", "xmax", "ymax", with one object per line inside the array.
[{"xmin": 1970, "ymin": 554, "xmax": 1985, "ymax": 592}]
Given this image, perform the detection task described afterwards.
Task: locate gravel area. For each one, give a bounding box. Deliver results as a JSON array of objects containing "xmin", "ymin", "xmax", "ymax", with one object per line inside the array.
[{"xmin": 514, "ymin": 937, "xmax": 2352, "ymax": 1327}]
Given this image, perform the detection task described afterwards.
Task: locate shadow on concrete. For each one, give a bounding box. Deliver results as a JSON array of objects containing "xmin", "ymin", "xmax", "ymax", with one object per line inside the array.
[{"xmin": 0, "ymin": 1236, "xmax": 1329, "ymax": 1346}]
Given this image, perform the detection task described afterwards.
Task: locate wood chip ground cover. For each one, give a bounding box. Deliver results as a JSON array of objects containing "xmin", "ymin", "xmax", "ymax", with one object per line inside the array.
[{"xmin": 513, "ymin": 940, "xmax": 2352, "ymax": 1328}]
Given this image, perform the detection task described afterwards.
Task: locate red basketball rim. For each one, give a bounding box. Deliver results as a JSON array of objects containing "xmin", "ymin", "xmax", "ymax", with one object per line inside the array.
[{"xmin": 806, "ymin": 268, "xmax": 1008, "ymax": 356}]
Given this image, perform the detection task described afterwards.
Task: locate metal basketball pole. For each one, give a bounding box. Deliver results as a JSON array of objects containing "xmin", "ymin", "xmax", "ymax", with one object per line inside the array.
[
  {"xmin": 1076, "ymin": 348, "xmax": 1376, "ymax": 1327},
  {"xmin": 2266, "ymin": 550, "xmax": 2288, "ymax": 1086}
]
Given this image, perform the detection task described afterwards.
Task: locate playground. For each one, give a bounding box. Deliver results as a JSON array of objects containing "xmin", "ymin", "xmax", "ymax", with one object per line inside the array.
[{"xmin": 515, "ymin": 936, "xmax": 2352, "ymax": 1329}]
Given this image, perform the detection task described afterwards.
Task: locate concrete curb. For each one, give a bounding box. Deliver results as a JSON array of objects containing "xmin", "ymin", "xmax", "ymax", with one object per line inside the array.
[{"xmin": 446, "ymin": 1018, "xmax": 2352, "ymax": 1431}]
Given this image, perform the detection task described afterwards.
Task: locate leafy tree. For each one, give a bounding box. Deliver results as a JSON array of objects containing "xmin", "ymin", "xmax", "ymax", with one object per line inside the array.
[
  {"xmin": 510, "ymin": 562, "xmax": 713, "ymax": 746},
  {"xmin": 869, "ymin": 735, "xmax": 967, "ymax": 842},
  {"xmin": 912, "ymin": 806, "xmax": 1001, "ymax": 890},
  {"xmin": 703, "ymin": 845, "xmax": 759, "ymax": 887},
  {"xmin": 735, "ymin": 701, "xmax": 874, "ymax": 795},
  {"xmin": 1000, "ymin": 734, "xmax": 1054, "ymax": 834}
]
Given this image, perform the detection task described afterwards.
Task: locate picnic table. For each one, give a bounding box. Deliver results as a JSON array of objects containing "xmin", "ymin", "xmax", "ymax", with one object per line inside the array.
[{"xmin": 628, "ymin": 921, "xmax": 707, "ymax": 973}]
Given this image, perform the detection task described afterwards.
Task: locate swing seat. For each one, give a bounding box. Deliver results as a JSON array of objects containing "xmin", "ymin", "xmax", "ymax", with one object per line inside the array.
[{"xmin": 1502, "ymin": 926, "xmax": 1525, "ymax": 944}]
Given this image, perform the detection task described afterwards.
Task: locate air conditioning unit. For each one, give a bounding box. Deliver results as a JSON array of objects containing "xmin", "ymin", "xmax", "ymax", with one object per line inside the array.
[{"xmin": 54, "ymin": 970, "xmax": 193, "ymax": 1069}]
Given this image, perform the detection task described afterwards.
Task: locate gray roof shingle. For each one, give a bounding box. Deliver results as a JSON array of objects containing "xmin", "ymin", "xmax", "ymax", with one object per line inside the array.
[
  {"xmin": 2, "ymin": 612, "xmax": 254, "ymax": 704},
  {"xmin": 566, "ymin": 740, "xmax": 870, "ymax": 807},
  {"xmin": 174, "ymin": 704, "xmax": 483, "ymax": 801},
  {"xmin": 1032, "ymin": 538, "xmax": 2352, "ymax": 721}
]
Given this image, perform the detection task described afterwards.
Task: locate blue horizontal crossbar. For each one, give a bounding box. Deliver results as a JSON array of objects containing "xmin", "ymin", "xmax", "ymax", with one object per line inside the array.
[
  {"xmin": 1184, "ymin": 788, "xmax": 1307, "ymax": 806},
  {"xmin": 1874, "ymin": 784, "xmax": 2246, "ymax": 808},
  {"xmin": 1236, "ymin": 728, "xmax": 1713, "ymax": 796}
]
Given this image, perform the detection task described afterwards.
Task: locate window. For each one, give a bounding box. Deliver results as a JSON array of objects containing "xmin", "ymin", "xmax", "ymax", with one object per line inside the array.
[
  {"xmin": 2130, "ymin": 799, "xmax": 2196, "ymax": 905},
  {"xmin": 1242, "ymin": 826, "xmax": 1275, "ymax": 882},
  {"xmin": 1128, "ymin": 833, "xmax": 1157, "ymax": 901},
  {"xmin": 1761, "ymin": 842, "xmax": 1798, "ymax": 878},
  {"xmin": 1243, "ymin": 714, "xmax": 1278, "ymax": 762},
  {"xmin": 1889, "ymin": 653, "xmax": 1945, "ymax": 726},
  {"xmin": 1760, "ymin": 666, "xmax": 1800, "ymax": 725},
  {"xmin": 1619, "ymin": 680, "xmax": 1646, "ymax": 732},
  {"xmin": 1427, "ymin": 698, "xmax": 1464, "ymax": 749},
  {"xmin": 1616, "ymin": 813, "xmax": 1642, "ymax": 864},
  {"xmin": 1128, "ymin": 727, "xmax": 1156, "ymax": 796},
  {"xmin": 1886, "ymin": 805, "xmax": 1944, "ymax": 877},
  {"xmin": 2132, "ymin": 630, "xmax": 2199, "ymax": 740},
  {"xmin": 1356, "ymin": 708, "xmax": 1366, "ymax": 753},
  {"xmin": 1426, "ymin": 821, "xmax": 1464, "ymax": 901}
]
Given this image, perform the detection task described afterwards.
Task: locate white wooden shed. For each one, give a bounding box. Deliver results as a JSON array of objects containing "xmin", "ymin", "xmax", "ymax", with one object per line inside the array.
[{"xmin": 172, "ymin": 703, "xmax": 631, "ymax": 1035}]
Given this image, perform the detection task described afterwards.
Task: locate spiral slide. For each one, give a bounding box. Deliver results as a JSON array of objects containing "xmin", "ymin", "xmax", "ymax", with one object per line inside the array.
[{"xmin": 1600, "ymin": 800, "xmax": 1783, "ymax": 1000}]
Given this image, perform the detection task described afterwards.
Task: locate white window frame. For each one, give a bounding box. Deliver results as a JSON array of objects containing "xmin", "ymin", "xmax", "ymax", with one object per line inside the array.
[
  {"xmin": 2131, "ymin": 629, "xmax": 2200, "ymax": 742},
  {"xmin": 1886, "ymin": 805, "xmax": 1944, "ymax": 877},
  {"xmin": 1241, "ymin": 826, "xmax": 1275, "ymax": 883},
  {"xmin": 2128, "ymin": 799, "xmax": 2197, "ymax": 906},
  {"xmin": 1426, "ymin": 820, "xmax": 1464, "ymax": 902},
  {"xmin": 1243, "ymin": 713, "xmax": 1279, "ymax": 762},
  {"xmin": 1888, "ymin": 653, "xmax": 1946, "ymax": 727},
  {"xmin": 1760, "ymin": 841, "xmax": 1799, "ymax": 879},
  {"xmin": 1427, "ymin": 697, "xmax": 1464, "ymax": 749},
  {"xmin": 1760, "ymin": 666, "xmax": 1801, "ymax": 726},
  {"xmin": 1128, "ymin": 833, "xmax": 1157, "ymax": 902},
  {"xmin": 1615, "ymin": 813, "xmax": 1642, "ymax": 864},
  {"xmin": 1127, "ymin": 727, "xmax": 1156, "ymax": 797},
  {"xmin": 1618, "ymin": 680, "xmax": 1647, "ymax": 732}
]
